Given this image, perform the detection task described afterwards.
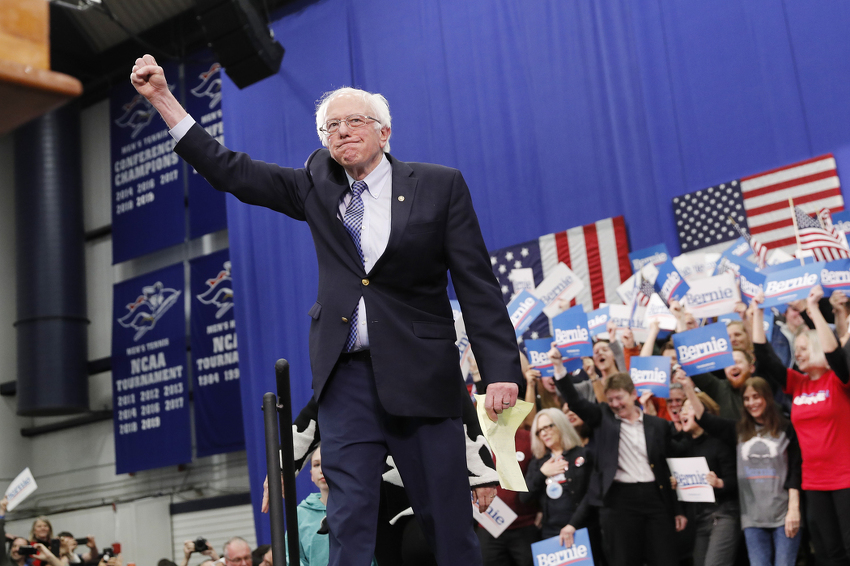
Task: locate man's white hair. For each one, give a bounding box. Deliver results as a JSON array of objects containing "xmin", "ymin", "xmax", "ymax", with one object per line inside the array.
[{"xmin": 315, "ymin": 87, "xmax": 392, "ymax": 153}]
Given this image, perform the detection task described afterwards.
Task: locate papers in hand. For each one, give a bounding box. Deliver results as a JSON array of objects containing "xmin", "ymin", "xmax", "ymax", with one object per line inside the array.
[{"xmin": 474, "ymin": 395, "xmax": 533, "ymax": 491}]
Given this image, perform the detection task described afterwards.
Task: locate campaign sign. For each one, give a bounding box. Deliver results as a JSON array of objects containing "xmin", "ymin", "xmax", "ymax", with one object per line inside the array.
[
  {"xmin": 683, "ymin": 273, "xmax": 740, "ymax": 318},
  {"xmin": 525, "ymin": 337, "xmax": 556, "ymax": 377},
  {"xmin": 761, "ymin": 262, "xmax": 823, "ymax": 308},
  {"xmin": 820, "ymin": 259, "xmax": 850, "ymax": 297},
  {"xmin": 654, "ymin": 260, "xmax": 690, "ymax": 303},
  {"xmin": 737, "ymin": 264, "xmax": 766, "ymax": 306},
  {"xmin": 472, "ymin": 495, "xmax": 517, "ymax": 538},
  {"xmin": 110, "ymin": 60, "xmax": 185, "ymax": 264},
  {"xmin": 586, "ymin": 306, "xmax": 609, "ymax": 338},
  {"xmin": 5, "ymin": 467, "xmax": 37, "ymax": 512},
  {"xmin": 673, "ymin": 252, "xmax": 712, "ymax": 283},
  {"xmin": 185, "ymin": 50, "xmax": 228, "ymax": 239},
  {"xmin": 644, "ymin": 294, "xmax": 677, "ymax": 331},
  {"xmin": 629, "ymin": 243, "xmax": 670, "ymax": 272},
  {"xmin": 607, "ymin": 304, "xmax": 632, "ymax": 329},
  {"xmin": 536, "ymin": 263, "xmax": 586, "ymax": 319},
  {"xmin": 112, "ymin": 263, "xmax": 191, "ymax": 474},
  {"xmin": 551, "ymin": 306, "xmax": 593, "ymax": 359},
  {"xmin": 508, "ymin": 290, "xmax": 545, "ymax": 338},
  {"xmin": 667, "ymin": 457, "xmax": 716, "ymax": 503},
  {"xmin": 190, "ymin": 250, "xmax": 245, "ymax": 457},
  {"xmin": 629, "ymin": 356, "xmax": 671, "ymax": 398},
  {"xmin": 672, "ymin": 323, "xmax": 734, "ymax": 376},
  {"xmin": 763, "ymin": 308, "xmax": 775, "ymax": 342},
  {"xmin": 532, "ymin": 528, "xmax": 595, "ymax": 566},
  {"xmin": 832, "ymin": 210, "xmax": 850, "ymax": 234}
]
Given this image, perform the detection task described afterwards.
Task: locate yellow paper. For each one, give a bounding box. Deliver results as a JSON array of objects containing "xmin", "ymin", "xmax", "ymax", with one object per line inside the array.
[{"xmin": 474, "ymin": 395, "xmax": 533, "ymax": 491}]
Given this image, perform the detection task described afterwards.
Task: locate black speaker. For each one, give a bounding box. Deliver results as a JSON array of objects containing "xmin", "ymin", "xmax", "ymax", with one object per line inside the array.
[{"xmin": 195, "ymin": 0, "xmax": 284, "ymax": 89}]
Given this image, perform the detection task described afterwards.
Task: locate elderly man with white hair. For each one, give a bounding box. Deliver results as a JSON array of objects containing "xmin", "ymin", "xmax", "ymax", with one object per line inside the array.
[{"xmin": 130, "ymin": 55, "xmax": 522, "ymax": 566}]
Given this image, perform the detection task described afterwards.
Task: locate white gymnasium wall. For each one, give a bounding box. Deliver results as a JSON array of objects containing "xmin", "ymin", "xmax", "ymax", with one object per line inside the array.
[{"xmin": 0, "ymin": 102, "xmax": 251, "ymax": 562}]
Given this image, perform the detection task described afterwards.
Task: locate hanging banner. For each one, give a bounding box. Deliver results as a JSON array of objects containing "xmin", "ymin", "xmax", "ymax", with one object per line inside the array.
[
  {"xmin": 112, "ymin": 263, "xmax": 191, "ymax": 474},
  {"xmin": 190, "ymin": 249, "xmax": 245, "ymax": 457},
  {"xmin": 629, "ymin": 243, "xmax": 670, "ymax": 272},
  {"xmin": 185, "ymin": 51, "xmax": 228, "ymax": 239},
  {"xmin": 551, "ymin": 306, "xmax": 592, "ymax": 359},
  {"xmin": 507, "ymin": 290, "xmax": 545, "ymax": 338},
  {"xmin": 673, "ymin": 323, "xmax": 734, "ymax": 376},
  {"xmin": 110, "ymin": 60, "xmax": 185, "ymax": 264},
  {"xmin": 532, "ymin": 528, "xmax": 595, "ymax": 566},
  {"xmin": 820, "ymin": 259, "xmax": 850, "ymax": 297},
  {"xmin": 629, "ymin": 356, "xmax": 671, "ymax": 398},
  {"xmin": 683, "ymin": 273, "xmax": 740, "ymax": 318},
  {"xmin": 762, "ymin": 262, "xmax": 823, "ymax": 308},
  {"xmin": 524, "ymin": 337, "xmax": 555, "ymax": 377}
]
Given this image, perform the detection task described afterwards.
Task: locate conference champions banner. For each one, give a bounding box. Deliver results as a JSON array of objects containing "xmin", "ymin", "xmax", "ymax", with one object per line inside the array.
[
  {"xmin": 110, "ymin": 60, "xmax": 185, "ymax": 264},
  {"xmin": 532, "ymin": 528, "xmax": 595, "ymax": 566},
  {"xmin": 673, "ymin": 322, "xmax": 734, "ymax": 376},
  {"xmin": 184, "ymin": 51, "xmax": 228, "ymax": 239},
  {"xmin": 629, "ymin": 356, "xmax": 671, "ymax": 398},
  {"xmin": 112, "ymin": 263, "xmax": 191, "ymax": 474},
  {"xmin": 190, "ymin": 249, "xmax": 245, "ymax": 457},
  {"xmin": 761, "ymin": 262, "xmax": 823, "ymax": 308}
]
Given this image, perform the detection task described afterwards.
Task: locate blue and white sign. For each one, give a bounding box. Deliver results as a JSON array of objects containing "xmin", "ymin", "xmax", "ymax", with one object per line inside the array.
[
  {"xmin": 507, "ymin": 290, "xmax": 545, "ymax": 338},
  {"xmin": 667, "ymin": 457, "xmax": 716, "ymax": 503},
  {"xmin": 110, "ymin": 60, "xmax": 185, "ymax": 264},
  {"xmin": 737, "ymin": 264, "xmax": 766, "ymax": 305},
  {"xmin": 525, "ymin": 338, "xmax": 555, "ymax": 377},
  {"xmin": 672, "ymin": 322, "xmax": 735, "ymax": 376},
  {"xmin": 185, "ymin": 51, "xmax": 228, "ymax": 239},
  {"xmin": 629, "ymin": 356, "xmax": 671, "ymax": 398},
  {"xmin": 190, "ymin": 250, "xmax": 245, "ymax": 457},
  {"xmin": 762, "ymin": 262, "xmax": 823, "ymax": 308},
  {"xmin": 832, "ymin": 210, "xmax": 850, "ymax": 234},
  {"xmin": 532, "ymin": 528, "xmax": 595, "ymax": 566},
  {"xmin": 820, "ymin": 259, "xmax": 850, "ymax": 297},
  {"xmin": 552, "ymin": 306, "xmax": 593, "ymax": 359},
  {"xmin": 644, "ymin": 294, "xmax": 677, "ymax": 331},
  {"xmin": 536, "ymin": 263, "xmax": 586, "ymax": 319},
  {"xmin": 629, "ymin": 243, "xmax": 670, "ymax": 272},
  {"xmin": 112, "ymin": 263, "xmax": 191, "ymax": 474},
  {"xmin": 586, "ymin": 306, "xmax": 609, "ymax": 338},
  {"xmin": 683, "ymin": 273, "xmax": 739, "ymax": 318},
  {"xmin": 654, "ymin": 260, "xmax": 690, "ymax": 303}
]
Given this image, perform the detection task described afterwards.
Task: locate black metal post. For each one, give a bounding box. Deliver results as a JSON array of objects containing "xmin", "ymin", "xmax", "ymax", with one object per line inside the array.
[
  {"xmin": 275, "ymin": 359, "xmax": 300, "ymax": 565},
  {"xmin": 262, "ymin": 393, "xmax": 289, "ymax": 566}
]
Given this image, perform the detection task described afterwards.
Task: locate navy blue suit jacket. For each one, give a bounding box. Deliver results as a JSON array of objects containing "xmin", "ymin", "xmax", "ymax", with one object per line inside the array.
[{"xmin": 175, "ymin": 123, "xmax": 522, "ymax": 418}]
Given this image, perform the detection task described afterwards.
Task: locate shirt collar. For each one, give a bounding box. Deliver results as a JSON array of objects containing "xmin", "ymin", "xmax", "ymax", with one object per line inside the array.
[
  {"xmin": 345, "ymin": 154, "xmax": 391, "ymax": 200},
  {"xmin": 615, "ymin": 408, "xmax": 644, "ymax": 424}
]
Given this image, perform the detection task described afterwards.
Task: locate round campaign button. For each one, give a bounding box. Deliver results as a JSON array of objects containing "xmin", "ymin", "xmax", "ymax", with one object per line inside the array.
[
  {"xmin": 575, "ymin": 456, "xmax": 585, "ymax": 468},
  {"xmin": 516, "ymin": 451, "xmax": 525, "ymax": 462},
  {"xmin": 546, "ymin": 481, "xmax": 563, "ymax": 499}
]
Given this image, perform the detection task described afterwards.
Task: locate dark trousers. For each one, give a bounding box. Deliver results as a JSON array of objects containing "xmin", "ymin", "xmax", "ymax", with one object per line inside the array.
[
  {"xmin": 318, "ymin": 354, "xmax": 481, "ymax": 566},
  {"xmin": 805, "ymin": 488, "xmax": 850, "ymax": 566},
  {"xmin": 600, "ymin": 482, "xmax": 679, "ymax": 566},
  {"xmin": 476, "ymin": 524, "xmax": 540, "ymax": 566}
]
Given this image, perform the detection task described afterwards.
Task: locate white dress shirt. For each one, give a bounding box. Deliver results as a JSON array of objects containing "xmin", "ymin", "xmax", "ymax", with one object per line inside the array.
[
  {"xmin": 613, "ymin": 411, "xmax": 656, "ymax": 483},
  {"xmin": 168, "ymin": 115, "xmax": 393, "ymax": 350}
]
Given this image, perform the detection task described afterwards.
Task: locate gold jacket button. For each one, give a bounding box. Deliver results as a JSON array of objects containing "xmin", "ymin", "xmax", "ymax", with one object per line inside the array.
[
  {"xmin": 398, "ymin": 196, "xmax": 405, "ymax": 202},
  {"xmin": 362, "ymin": 278, "xmax": 370, "ymax": 286},
  {"xmin": 341, "ymin": 317, "xmax": 349, "ymax": 323}
]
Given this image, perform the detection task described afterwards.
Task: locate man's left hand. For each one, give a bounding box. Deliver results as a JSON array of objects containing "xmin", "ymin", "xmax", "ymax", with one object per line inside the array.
[
  {"xmin": 472, "ymin": 486, "xmax": 497, "ymax": 513},
  {"xmin": 484, "ymin": 382, "xmax": 519, "ymax": 422}
]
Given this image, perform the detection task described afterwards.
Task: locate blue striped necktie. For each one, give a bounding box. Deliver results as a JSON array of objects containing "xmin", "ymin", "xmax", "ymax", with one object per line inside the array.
[{"xmin": 342, "ymin": 180, "xmax": 367, "ymax": 351}]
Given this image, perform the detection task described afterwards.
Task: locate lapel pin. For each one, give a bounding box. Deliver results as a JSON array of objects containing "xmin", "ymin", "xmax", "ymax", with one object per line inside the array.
[{"xmin": 397, "ymin": 196, "xmax": 405, "ymax": 202}]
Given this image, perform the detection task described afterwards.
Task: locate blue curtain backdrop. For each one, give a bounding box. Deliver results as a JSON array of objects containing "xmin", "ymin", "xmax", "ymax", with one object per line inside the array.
[{"xmin": 219, "ymin": 0, "xmax": 850, "ymax": 542}]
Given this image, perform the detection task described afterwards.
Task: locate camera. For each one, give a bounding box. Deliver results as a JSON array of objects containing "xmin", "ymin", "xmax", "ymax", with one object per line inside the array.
[
  {"xmin": 194, "ymin": 538, "xmax": 208, "ymax": 553},
  {"xmin": 75, "ymin": 538, "xmax": 89, "ymax": 546},
  {"xmin": 101, "ymin": 547, "xmax": 115, "ymax": 561},
  {"xmin": 18, "ymin": 546, "xmax": 39, "ymax": 556}
]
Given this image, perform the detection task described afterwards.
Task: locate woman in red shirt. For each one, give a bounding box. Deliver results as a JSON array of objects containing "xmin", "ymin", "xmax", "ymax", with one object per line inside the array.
[{"xmin": 751, "ymin": 286, "xmax": 850, "ymax": 565}]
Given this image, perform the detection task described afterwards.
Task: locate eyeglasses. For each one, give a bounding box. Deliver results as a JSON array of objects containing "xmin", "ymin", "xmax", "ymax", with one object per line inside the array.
[
  {"xmin": 536, "ymin": 423, "xmax": 556, "ymax": 437},
  {"xmin": 225, "ymin": 557, "xmax": 251, "ymax": 564},
  {"xmin": 320, "ymin": 114, "xmax": 380, "ymax": 134}
]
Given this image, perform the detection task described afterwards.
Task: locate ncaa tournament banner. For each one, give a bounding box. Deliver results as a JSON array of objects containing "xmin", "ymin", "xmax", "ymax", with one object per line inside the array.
[
  {"xmin": 190, "ymin": 249, "xmax": 245, "ymax": 457},
  {"xmin": 673, "ymin": 322, "xmax": 734, "ymax": 377},
  {"xmin": 532, "ymin": 527, "xmax": 595, "ymax": 566},
  {"xmin": 819, "ymin": 259, "xmax": 850, "ymax": 297},
  {"xmin": 552, "ymin": 306, "xmax": 592, "ymax": 359},
  {"xmin": 586, "ymin": 305, "xmax": 609, "ymax": 338},
  {"xmin": 111, "ymin": 263, "xmax": 191, "ymax": 474},
  {"xmin": 110, "ymin": 60, "xmax": 185, "ymax": 264},
  {"xmin": 629, "ymin": 356, "xmax": 671, "ymax": 398},
  {"xmin": 654, "ymin": 260, "xmax": 690, "ymax": 303},
  {"xmin": 761, "ymin": 262, "xmax": 823, "ymax": 308},
  {"xmin": 737, "ymin": 264, "xmax": 766, "ymax": 306},
  {"xmin": 683, "ymin": 273, "xmax": 739, "ymax": 318},
  {"xmin": 507, "ymin": 290, "xmax": 545, "ymax": 338},
  {"xmin": 629, "ymin": 243, "xmax": 669, "ymax": 272},
  {"xmin": 524, "ymin": 338, "xmax": 555, "ymax": 377},
  {"xmin": 185, "ymin": 51, "xmax": 228, "ymax": 239}
]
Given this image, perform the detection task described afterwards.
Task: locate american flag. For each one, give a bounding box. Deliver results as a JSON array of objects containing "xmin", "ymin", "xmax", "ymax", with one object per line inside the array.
[
  {"xmin": 672, "ymin": 154, "xmax": 844, "ymax": 254},
  {"xmin": 727, "ymin": 216, "xmax": 768, "ymax": 269},
  {"xmin": 490, "ymin": 216, "xmax": 632, "ymax": 339},
  {"xmin": 793, "ymin": 206, "xmax": 850, "ymax": 261}
]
